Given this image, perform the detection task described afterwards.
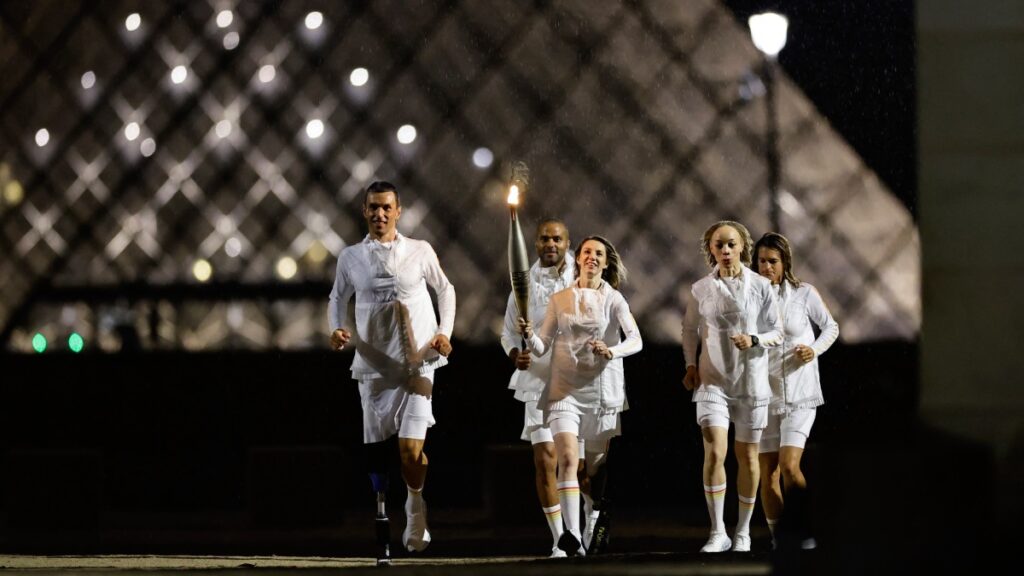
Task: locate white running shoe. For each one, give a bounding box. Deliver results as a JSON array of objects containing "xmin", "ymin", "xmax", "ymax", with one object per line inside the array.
[
  {"xmin": 549, "ymin": 545, "xmax": 567, "ymax": 558},
  {"xmin": 801, "ymin": 537, "xmax": 817, "ymax": 550},
  {"xmin": 700, "ymin": 531, "xmax": 732, "ymax": 553},
  {"xmin": 402, "ymin": 501, "xmax": 431, "ymax": 552},
  {"xmin": 731, "ymin": 532, "xmax": 751, "ymax": 552}
]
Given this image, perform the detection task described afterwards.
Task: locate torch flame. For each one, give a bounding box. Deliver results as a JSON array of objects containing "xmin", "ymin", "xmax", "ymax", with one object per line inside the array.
[{"xmin": 507, "ymin": 184, "xmax": 520, "ymax": 206}]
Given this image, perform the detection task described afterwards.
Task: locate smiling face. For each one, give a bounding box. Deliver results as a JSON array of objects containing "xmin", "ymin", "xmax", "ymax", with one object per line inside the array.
[
  {"xmin": 363, "ymin": 190, "xmax": 401, "ymax": 241},
  {"xmin": 535, "ymin": 220, "xmax": 569, "ymax": 268},
  {"xmin": 710, "ymin": 225, "xmax": 744, "ymax": 272},
  {"xmin": 576, "ymin": 238, "xmax": 609, "ymax": 281},
  {"xmin": 757, "ymin": 246, "xmax": 784, "ymax": 285}
]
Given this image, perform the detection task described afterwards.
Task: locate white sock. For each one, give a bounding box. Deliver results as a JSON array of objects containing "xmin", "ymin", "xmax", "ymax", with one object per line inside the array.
[
  {"xmin": 766, "ymin": 517, "xmax": 779, "ymax": 539},
  {"xmin": 704, "ymin": 483, "xmax": 726, "ymax": 534},
  {"xmin": 376, "ymin": 492, "xmax": 386, "ymax": 517},
  {"xmin": 736, "ymin": 493, "xmax": 757, "ymax": 536},
  {"xmin": 542, "ymin": 504, "xmax": 563, "ymax": 545},
  {"xmin": 406, "ymin": 485, "xmax": 424, "ymax": 514},
  {"xmin": 557, "ymin": 480, "xmax": 581, "ymax": 539},
  {"xmin": 582, "ymin": 493, "xmax": 594, "ymax": 532}
]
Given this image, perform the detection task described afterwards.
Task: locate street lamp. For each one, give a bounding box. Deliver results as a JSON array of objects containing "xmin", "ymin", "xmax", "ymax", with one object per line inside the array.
[{"xmin": 749, "ymin": 12, "xmax": 788, "ymax": 233}]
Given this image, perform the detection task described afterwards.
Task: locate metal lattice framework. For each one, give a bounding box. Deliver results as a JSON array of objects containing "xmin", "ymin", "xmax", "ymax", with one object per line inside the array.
[{"xmin": 0, "ymin": 0, "xmax": 919, "ymax": 352}]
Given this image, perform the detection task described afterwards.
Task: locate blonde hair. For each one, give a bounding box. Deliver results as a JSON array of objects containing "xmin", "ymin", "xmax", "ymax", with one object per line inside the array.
[{"xmin": 700, "ymin": 220, "xmax": 754, "ymax": 268}]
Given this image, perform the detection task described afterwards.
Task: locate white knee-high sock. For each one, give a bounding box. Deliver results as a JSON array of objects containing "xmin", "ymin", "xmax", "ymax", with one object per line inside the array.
[
  {"xmin": 405, "ymin": 485, "xmax": 424, "ymax": 514},
  {"xmin": 557, "ymin": 480, "xmax": 581, "ymax": 538},
  {"xmin": 736, "ymin": 493, "xmax": 757, "ymax": 536},
  {"xmin": 704, "ymin": 483, "xmax": 727, "ymax": 534},
  {"xmin": 542, "ymin": 504, "xmax": 563, "ymax": 545}
]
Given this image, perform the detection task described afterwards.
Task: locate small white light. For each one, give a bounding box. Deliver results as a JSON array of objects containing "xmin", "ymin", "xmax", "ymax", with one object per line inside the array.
[
  {"xmin": 276, "ymin": 256, "xmax": 298, "ymax": 280},
  {"xmin": 225, "ymin": 237, "xmax": 242, "ymax": 258},
  {"xmin": 216, "ymin": 10, "xmax": 233, "ymax": 28},
  {"xmin": 81, "ymin": 70, "xmax": 96, "ymax": 90},
  {"xmin": 124, "ymin": 122, "xmax": 141, "ymax": 142},
  {"xmin": 306, "ymin": 118, "xmax": 325, "ymax": 139},
  {"xmin": 305, "ymin": 11, "xmax": 323, "ymax": 30},
  {"xmin": 227, "ymin": 304, "xmax": 244, "ymax": 329},
  {"xmin": 223, "ymin": 31, "xmax": 239, "ymax": 50},
  {"xmin": 35, "ymin": 128, "xmax": 50, "ymax": 148},
  {"xmin": 472, "ymin": 147, "xmax": 493, "ymax": 169},
  {"xmin": 140, "ymin": 138, "xmax": 156, "ymax": 157},
  {"xmin": 258, "ymin": 64, "xmax": 276, "ymax": 84},
  {"xmin": 349, "ymin": 67, "xmax": 369, "ymax": 87},
  {"xmin": 353, "ymin": 160, "xmax": 373, "ymax": 181},
  {"xmin": 748, "ymin": 12, "xmax": 789, "ymax": 58},
  {"xmin": 396, "ymin": 124, "xmax": 417, "ymax": 145},
  {"xmin": 125, "ymin": 13, "xmax": 141, "ymax": 32},
  {"xmin": 215, "ymin": 120, "xmax": 232, "ymax": 139},
  {"xmin": 192, "ymin": 259, "xmax": 213, "ymax": 282},
  {"xmin": 171, "ymin": 65, "xmax": 188, "ymax": 85}
]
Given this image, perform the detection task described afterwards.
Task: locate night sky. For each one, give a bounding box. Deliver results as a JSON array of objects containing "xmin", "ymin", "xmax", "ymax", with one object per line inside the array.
[{"xmin": 722, "ymin": 0, "xmax": 916, "ymax": 215}]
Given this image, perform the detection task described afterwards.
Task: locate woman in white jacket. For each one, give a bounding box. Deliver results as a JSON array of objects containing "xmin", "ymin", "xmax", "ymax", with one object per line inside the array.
[
  {"xmin": 753, "ymin": 232, "xmax": 839, "ymax": 549},
  {"xmin": 682, "ymin": 221, "xmax": 783, "ymax": 553},
  {"xmin": 520, "ymin": 235, "xmax": 642, "ymax": 556}
]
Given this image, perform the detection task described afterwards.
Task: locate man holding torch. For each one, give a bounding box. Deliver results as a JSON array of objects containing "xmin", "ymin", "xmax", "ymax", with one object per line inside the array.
[
  {"xmin": 501, "ymin": 210, "xmax": 577, "ymax": 557},
  {"xmin": 328, "ymin": 181, "xmax": 455, "ymax": 564}
]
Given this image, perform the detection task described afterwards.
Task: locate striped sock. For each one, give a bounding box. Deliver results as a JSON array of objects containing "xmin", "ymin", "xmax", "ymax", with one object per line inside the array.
[
  {"xmin": 704, "ymin": 483, "xmax": 727, "ymax": 533},
  {"xmin": 557, "ymin": 480, "xmax": 582, "ymax": 539},
  {"xmin": 736, "ymin": 493, "xmax": 757, "ymax": 536},
  {"xmin": 542, "ymin": 504, "xmax": 564, "ymax": 545}
]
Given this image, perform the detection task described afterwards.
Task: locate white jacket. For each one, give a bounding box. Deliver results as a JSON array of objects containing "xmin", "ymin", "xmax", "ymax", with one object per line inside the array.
[
  {"xmin": 682, "ymin": 266, "xmax": 782, "ymax": 407},
  {"xmin": 527, "ymin": 281, "xmax": 643, "ymax": 414},
  {"xmin": 328, "ymin": 233, "xmax": 456, "ymax": 379},
  {"xmin": 768, "ymin": 281, "xmax": 839, "ymax": 413},
  {"xmin": 500, "ymin": 256, "xmax": 576, "ymax": 402}
]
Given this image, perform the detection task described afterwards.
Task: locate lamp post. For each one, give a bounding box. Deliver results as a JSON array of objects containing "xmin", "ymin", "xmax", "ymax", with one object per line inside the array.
[{"xmin": 748, "ymin": 12, "xmax": 788, "ymax": 234}]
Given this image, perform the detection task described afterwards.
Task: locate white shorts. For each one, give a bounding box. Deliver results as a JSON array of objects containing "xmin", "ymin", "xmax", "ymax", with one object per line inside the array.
[
  {"xmin": 522, "ymin": 399, "xmax": 551, "ymax": 443},
  {"xmin": 759, "ymin": 408, "xmax": 816, "ymax": 452},
  {"xmin": 523, "ymin": 401, "xmax": 586, "ymax": 453},
  {"xmin": 358, "ymin": 374, "xmax": 435, "ymax": 443},
  {"xmin": 696, "ymin": 401, "xmax": 767, "ymax": 444},
  {"xmin": 547, "ymin": 410, "xmax": 621, "ymax": 446}
]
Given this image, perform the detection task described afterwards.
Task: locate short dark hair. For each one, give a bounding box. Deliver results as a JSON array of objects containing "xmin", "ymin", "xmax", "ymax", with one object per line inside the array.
[
  {"xmin": 363, "ymin": 181, "xmax": 401, "ymax": 206},
  {"xmin": 535, "ymin": 217, "xmax": 569, "ymax": 238}
]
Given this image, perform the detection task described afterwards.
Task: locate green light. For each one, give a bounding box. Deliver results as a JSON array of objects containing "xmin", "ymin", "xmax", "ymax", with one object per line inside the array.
[
  {"xmin": 32, "ymin": 333, "xmax": 47, "ymax": 353},
  {"xmin": 68, "ymin": 332, "xmax": 84, "ymax": 353}
]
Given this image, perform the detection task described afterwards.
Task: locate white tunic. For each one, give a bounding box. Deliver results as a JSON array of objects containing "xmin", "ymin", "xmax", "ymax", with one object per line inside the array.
[
  {"xmin": 526, "ymin": 281, "xmax": 643, "ymax": 415},
  {"xmin": 328, "ymin": 233, "xmax": 456, "ymax": 380},
  {"xmin": 768, "ymin": 281, "xmax": 839, "ymax": 414},
  {"xmin": 682, "ymin": 266, "xmax": 783, "ymax": 407},
  {"xmin": 500, "ymin": 256, "xmax": 576, "ymax": 402}
]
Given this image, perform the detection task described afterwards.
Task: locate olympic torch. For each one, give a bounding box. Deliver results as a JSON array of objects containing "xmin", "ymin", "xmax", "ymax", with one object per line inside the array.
[{"xmin": 507, "ymin": 163, "xmax": 531, "ymax": 347}]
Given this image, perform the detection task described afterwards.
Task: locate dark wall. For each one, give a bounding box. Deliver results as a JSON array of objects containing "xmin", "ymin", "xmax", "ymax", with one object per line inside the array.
[{"xmin": 0, "ymin": 341, "xmax": 916, "ymax": 553}]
